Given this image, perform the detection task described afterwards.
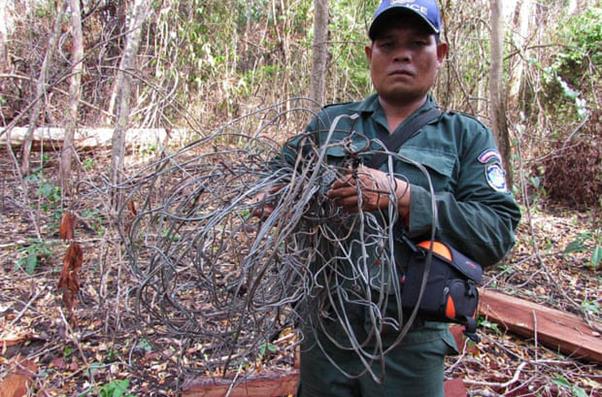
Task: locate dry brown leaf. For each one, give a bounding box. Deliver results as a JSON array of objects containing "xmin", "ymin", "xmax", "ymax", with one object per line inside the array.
[
  {"xmin": 0, "ymin": 356, "xmax": 37, "ymax": 397},
  {"xmin": 59, "ymin": 212, "xmax": 76, "ymax": 241},
  {"xmin": 0, "ymin": 331, "xmax": 31, "ymax": 350},
  {"xmin": 123, "ymin": 200, "xmax": 138, "ymax": 235},
  {"xmin": 128, "ymin": 200, "xmax": 137, "ymax": 216},
  {"xmin": 68, "ymin": 361, "xmax": 79, "ymax": 372},
  {"xmin": 49, "ymin": 357, "xmax": 67, "ymax": 370},
  {"xmin": 0, "ymin": 373, "xmax": 31, "ymax": 397},
  {"xmin": 57, "ymin": 243, "xmax": 83, "ymax": 319}
]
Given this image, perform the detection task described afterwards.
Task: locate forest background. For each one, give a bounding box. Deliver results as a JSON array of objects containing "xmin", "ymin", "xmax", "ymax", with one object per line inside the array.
[{"xmin": 0, "ymin": 0, "xmax": 601, "ymax": 396}]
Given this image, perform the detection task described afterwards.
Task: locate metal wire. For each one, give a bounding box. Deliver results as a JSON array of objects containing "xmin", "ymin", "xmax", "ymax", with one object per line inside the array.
[{"xmin": 119, "ymin": 98, "xmax": 437, "ymax": 381}]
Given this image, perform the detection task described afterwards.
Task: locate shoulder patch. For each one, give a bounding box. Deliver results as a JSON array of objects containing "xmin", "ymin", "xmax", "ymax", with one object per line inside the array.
[
  {"xmin": 485, "ymin": 163, "xmax": 508, "ymax": 192},
  {"xmin": 478, "ymin": 149, "xmax": 502, "ymax": 164}
]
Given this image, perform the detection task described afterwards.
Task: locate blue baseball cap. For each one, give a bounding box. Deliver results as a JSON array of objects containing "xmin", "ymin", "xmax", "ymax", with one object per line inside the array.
[{"xmin": 369, "ymin": 0, "xmax": 442, "ymax": 39}]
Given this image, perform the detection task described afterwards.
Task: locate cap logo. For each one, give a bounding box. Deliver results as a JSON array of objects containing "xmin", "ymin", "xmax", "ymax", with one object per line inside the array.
[
  {"xmin": 391, "ymin": 0, "xmax": 428, "ymax": 15},
  {"xmin": 369, "ymin": 0, "xmax": 441, "ymax": 38}
]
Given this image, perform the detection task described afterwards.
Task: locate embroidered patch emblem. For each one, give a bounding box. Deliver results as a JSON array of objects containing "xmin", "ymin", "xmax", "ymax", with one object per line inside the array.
[
  {"xmin": 485, "ymin": 163, "xmax": 507, "ymax": 192},
  {"xmin": 478, "ymin": 149, "xmax": 502, "ymax": 164}
]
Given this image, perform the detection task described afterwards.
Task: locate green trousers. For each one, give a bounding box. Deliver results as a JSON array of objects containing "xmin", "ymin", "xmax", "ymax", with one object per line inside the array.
[{"xmin": 298, "ymin": 302, "xmax": 458, "ymax": 397}]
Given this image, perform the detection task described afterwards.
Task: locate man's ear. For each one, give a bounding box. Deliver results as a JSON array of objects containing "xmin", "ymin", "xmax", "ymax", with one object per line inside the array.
[
  {"xmin": 436, "ymin": 42, "xmax": 448, "ymax": 65},
  {"xmin": 365, "ymin": 44, "xmax": 373, "ymax": 62}
]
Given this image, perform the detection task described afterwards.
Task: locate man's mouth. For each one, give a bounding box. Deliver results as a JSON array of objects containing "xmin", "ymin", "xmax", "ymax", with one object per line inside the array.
[{"xmin": 389, "ymin": 70, "xmax": 413, "ymax": 76}]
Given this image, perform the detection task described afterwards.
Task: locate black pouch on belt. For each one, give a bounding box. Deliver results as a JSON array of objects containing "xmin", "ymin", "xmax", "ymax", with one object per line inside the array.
[{"xmin": 401, "ymin": 241, "xmax": 483, "ymax": 341}]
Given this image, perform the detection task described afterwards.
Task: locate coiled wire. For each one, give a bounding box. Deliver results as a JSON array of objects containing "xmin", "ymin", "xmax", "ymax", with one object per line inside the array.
[{"xmin": 119, "ymin": 99, "xmax": 437, "ymax": 381}]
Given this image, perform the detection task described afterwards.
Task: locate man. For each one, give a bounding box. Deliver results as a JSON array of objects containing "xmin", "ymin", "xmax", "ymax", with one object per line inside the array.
[{"xmin": 258, "ymin": 0, "xmax": 520, "ymax": 395}]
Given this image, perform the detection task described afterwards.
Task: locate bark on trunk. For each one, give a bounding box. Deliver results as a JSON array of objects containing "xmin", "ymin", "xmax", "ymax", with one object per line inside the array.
[
  {"xmin": 20, "ymin": 1, "xmax": 67, "ymax": 176},
  {"xmin": 489, "ymin": 0, "xmax": 513, "ymax": 189},
  {"xmin": 59, "ymin": 0, "xmax": 84, "ymax": 196},
  {"xmin": 110, "ymin": 0, "xmax": 151, "ymax": 212},
  {"xmin": 309, "ymin": 0, "xmax": 329, "ymax": 110}
]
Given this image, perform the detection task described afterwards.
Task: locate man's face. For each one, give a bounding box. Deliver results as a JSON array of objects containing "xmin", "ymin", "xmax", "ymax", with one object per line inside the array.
[{"xmin": 365, "ymin": 18, "xmax": 447, "ymax": 104}]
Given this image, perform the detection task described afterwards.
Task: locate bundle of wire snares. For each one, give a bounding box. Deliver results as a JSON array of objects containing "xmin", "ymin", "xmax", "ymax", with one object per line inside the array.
[{"xmin": 119, "ymin": 99, "xmax": 437, "ymax": 382}]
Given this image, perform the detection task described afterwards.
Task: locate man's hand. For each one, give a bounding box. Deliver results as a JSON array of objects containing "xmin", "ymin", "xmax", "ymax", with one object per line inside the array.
[{"xmin": 327, "ymin": 165, "xmax": 411, "ymax": 220}]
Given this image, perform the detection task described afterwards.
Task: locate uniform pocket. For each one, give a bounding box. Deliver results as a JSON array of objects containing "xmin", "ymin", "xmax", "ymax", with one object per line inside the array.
[
  {"xmin": 395, "ymin": 147, "xmax": 456, "ymax": 192},
  {"xmin": 441, "ymin": 328, "xmax": 460, "ymax": 356}
]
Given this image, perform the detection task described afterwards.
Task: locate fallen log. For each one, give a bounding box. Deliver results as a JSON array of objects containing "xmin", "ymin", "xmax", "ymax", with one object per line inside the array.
[
  {"xmin": 479, "ymin": 289, "xmax": 602, "ymax": 363},
  {"xmin": 181, "ymin": 370, "xmax": 467, "ymax": 397},
  {"xmin": 0, "ymin": 127, "xmax": 190, "ymax": 149}
]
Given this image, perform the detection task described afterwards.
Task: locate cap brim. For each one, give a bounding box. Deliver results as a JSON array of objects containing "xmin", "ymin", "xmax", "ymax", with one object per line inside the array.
[{"xmin": 368, "ymin": 6, "xmax": 439, "ymax": 40}]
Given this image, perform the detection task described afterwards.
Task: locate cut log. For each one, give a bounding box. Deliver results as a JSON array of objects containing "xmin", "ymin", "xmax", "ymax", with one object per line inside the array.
[
  {"xmin": 479, "ymin": 289, "xmax": 602, "ymax": 363},
  {"xmin": 181, "ymin": 370, "xmax": 299, "ymax": 397},
  {"xmin": 182, "ymin": 370, "xmax": 466, "ymax": 397}
]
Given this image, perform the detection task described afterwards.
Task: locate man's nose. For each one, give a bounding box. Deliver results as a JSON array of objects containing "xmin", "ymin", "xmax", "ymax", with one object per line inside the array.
[{"xmin": 392, "ymin": 46, "xmax": 411, "ymax": 62}]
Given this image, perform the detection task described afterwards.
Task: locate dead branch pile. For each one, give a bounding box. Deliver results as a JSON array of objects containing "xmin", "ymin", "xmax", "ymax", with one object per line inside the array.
[{"xmin": 541, "ymin": 110, "xmax": 602, "ymax": 209}]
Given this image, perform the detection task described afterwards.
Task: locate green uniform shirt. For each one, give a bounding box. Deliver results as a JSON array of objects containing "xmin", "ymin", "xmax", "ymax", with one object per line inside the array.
[
  {"xmin": 288, "ymin": 95, "xmax": 521, "ymax": 395},
  {"xmin": 300, "ymin": 93, "xmax": 521, "ymax": 268}
]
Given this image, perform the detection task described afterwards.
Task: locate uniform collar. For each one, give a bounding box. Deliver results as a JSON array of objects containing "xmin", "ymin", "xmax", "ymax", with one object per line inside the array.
[
  {"xmin": 350, "ymin": 93, "xmax": 438, "ymax": 116},
  {"xmin": 350, "ymin": 94, "xmax": 438, "ymax": 135}
]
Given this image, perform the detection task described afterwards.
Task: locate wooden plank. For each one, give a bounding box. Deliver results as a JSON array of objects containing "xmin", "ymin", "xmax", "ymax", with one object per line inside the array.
[
  {"xmin": 479, "ymin": 289, "xmax": 602, "ymax": 363},
  {"xmin": 182, "ymin": 371, "xmax": 299, "ymax": 397},
  {"xmin": 182, "ymin": 370, "xmax": 465, "ymax": 397},
  {"xmin": 444, "ymin": 378, "xmax": 468, "ymax": 397}
]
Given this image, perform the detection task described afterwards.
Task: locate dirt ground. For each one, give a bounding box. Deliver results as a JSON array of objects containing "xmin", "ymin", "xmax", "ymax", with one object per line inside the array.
[{"xmin": 0, "ymin": 146, "xmax": 600, "ymax": 396}]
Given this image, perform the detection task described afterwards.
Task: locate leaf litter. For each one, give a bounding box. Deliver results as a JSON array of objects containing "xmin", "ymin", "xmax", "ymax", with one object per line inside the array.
[{"xmin": 0, "ymin": 146, "xmax": 600, "ymax": 396}]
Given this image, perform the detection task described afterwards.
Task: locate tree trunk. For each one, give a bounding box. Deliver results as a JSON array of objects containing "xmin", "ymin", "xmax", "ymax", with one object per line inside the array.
[
  {"xmin": 59, "ymin": 0, "xmax": 84, "ymax": 196},
  {"xmin": 508, "ymin": 0, "xmax": 533, "ymax": 104},
  {"xmin": 309, "ymin": 0, "xmax": 329, "ymax": 110},
  {"xmin": 502, "ymin": 0, "xmax": 518, "ymax": 21},
  {"xmin": 489, "ymin": 0, "xmax": 513, "ymax": 189},
  {"xmin": 567, "ymin": 0, "xmax": 577, "ymax": 14},
  {"xmin": 567, "ymin": 0, "xmax": 589, "ymax": 15},
  {"xmin": 110, "ymin": 0, "xmax": 151, "ymax": 212},
  {"xmin": 20, "ymin": 1, "xmax": 67, "ymax": 176},
  {"xmin": 0, "ymin": 0, "xmax": 9, "ymax": 69},
  {"xmin": 476, "ymin": 23, "xmax": 487, "ymax": 117},
  {"xmin": 105, "ymin": 1, "xmax": 130, "ymax": 122}
]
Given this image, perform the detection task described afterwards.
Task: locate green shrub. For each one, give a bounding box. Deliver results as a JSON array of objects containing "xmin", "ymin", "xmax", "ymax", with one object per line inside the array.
[
  {"xmin": 15, "ymin": 240, "xmax": 51, "ymax": 274},
  {"xmin": 554, "ymin": 8, "xmax": 602, "ymax": 82},
  {"xmin": 98, "ymin": 379, "xmax": 134, "ymax": 397}
]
